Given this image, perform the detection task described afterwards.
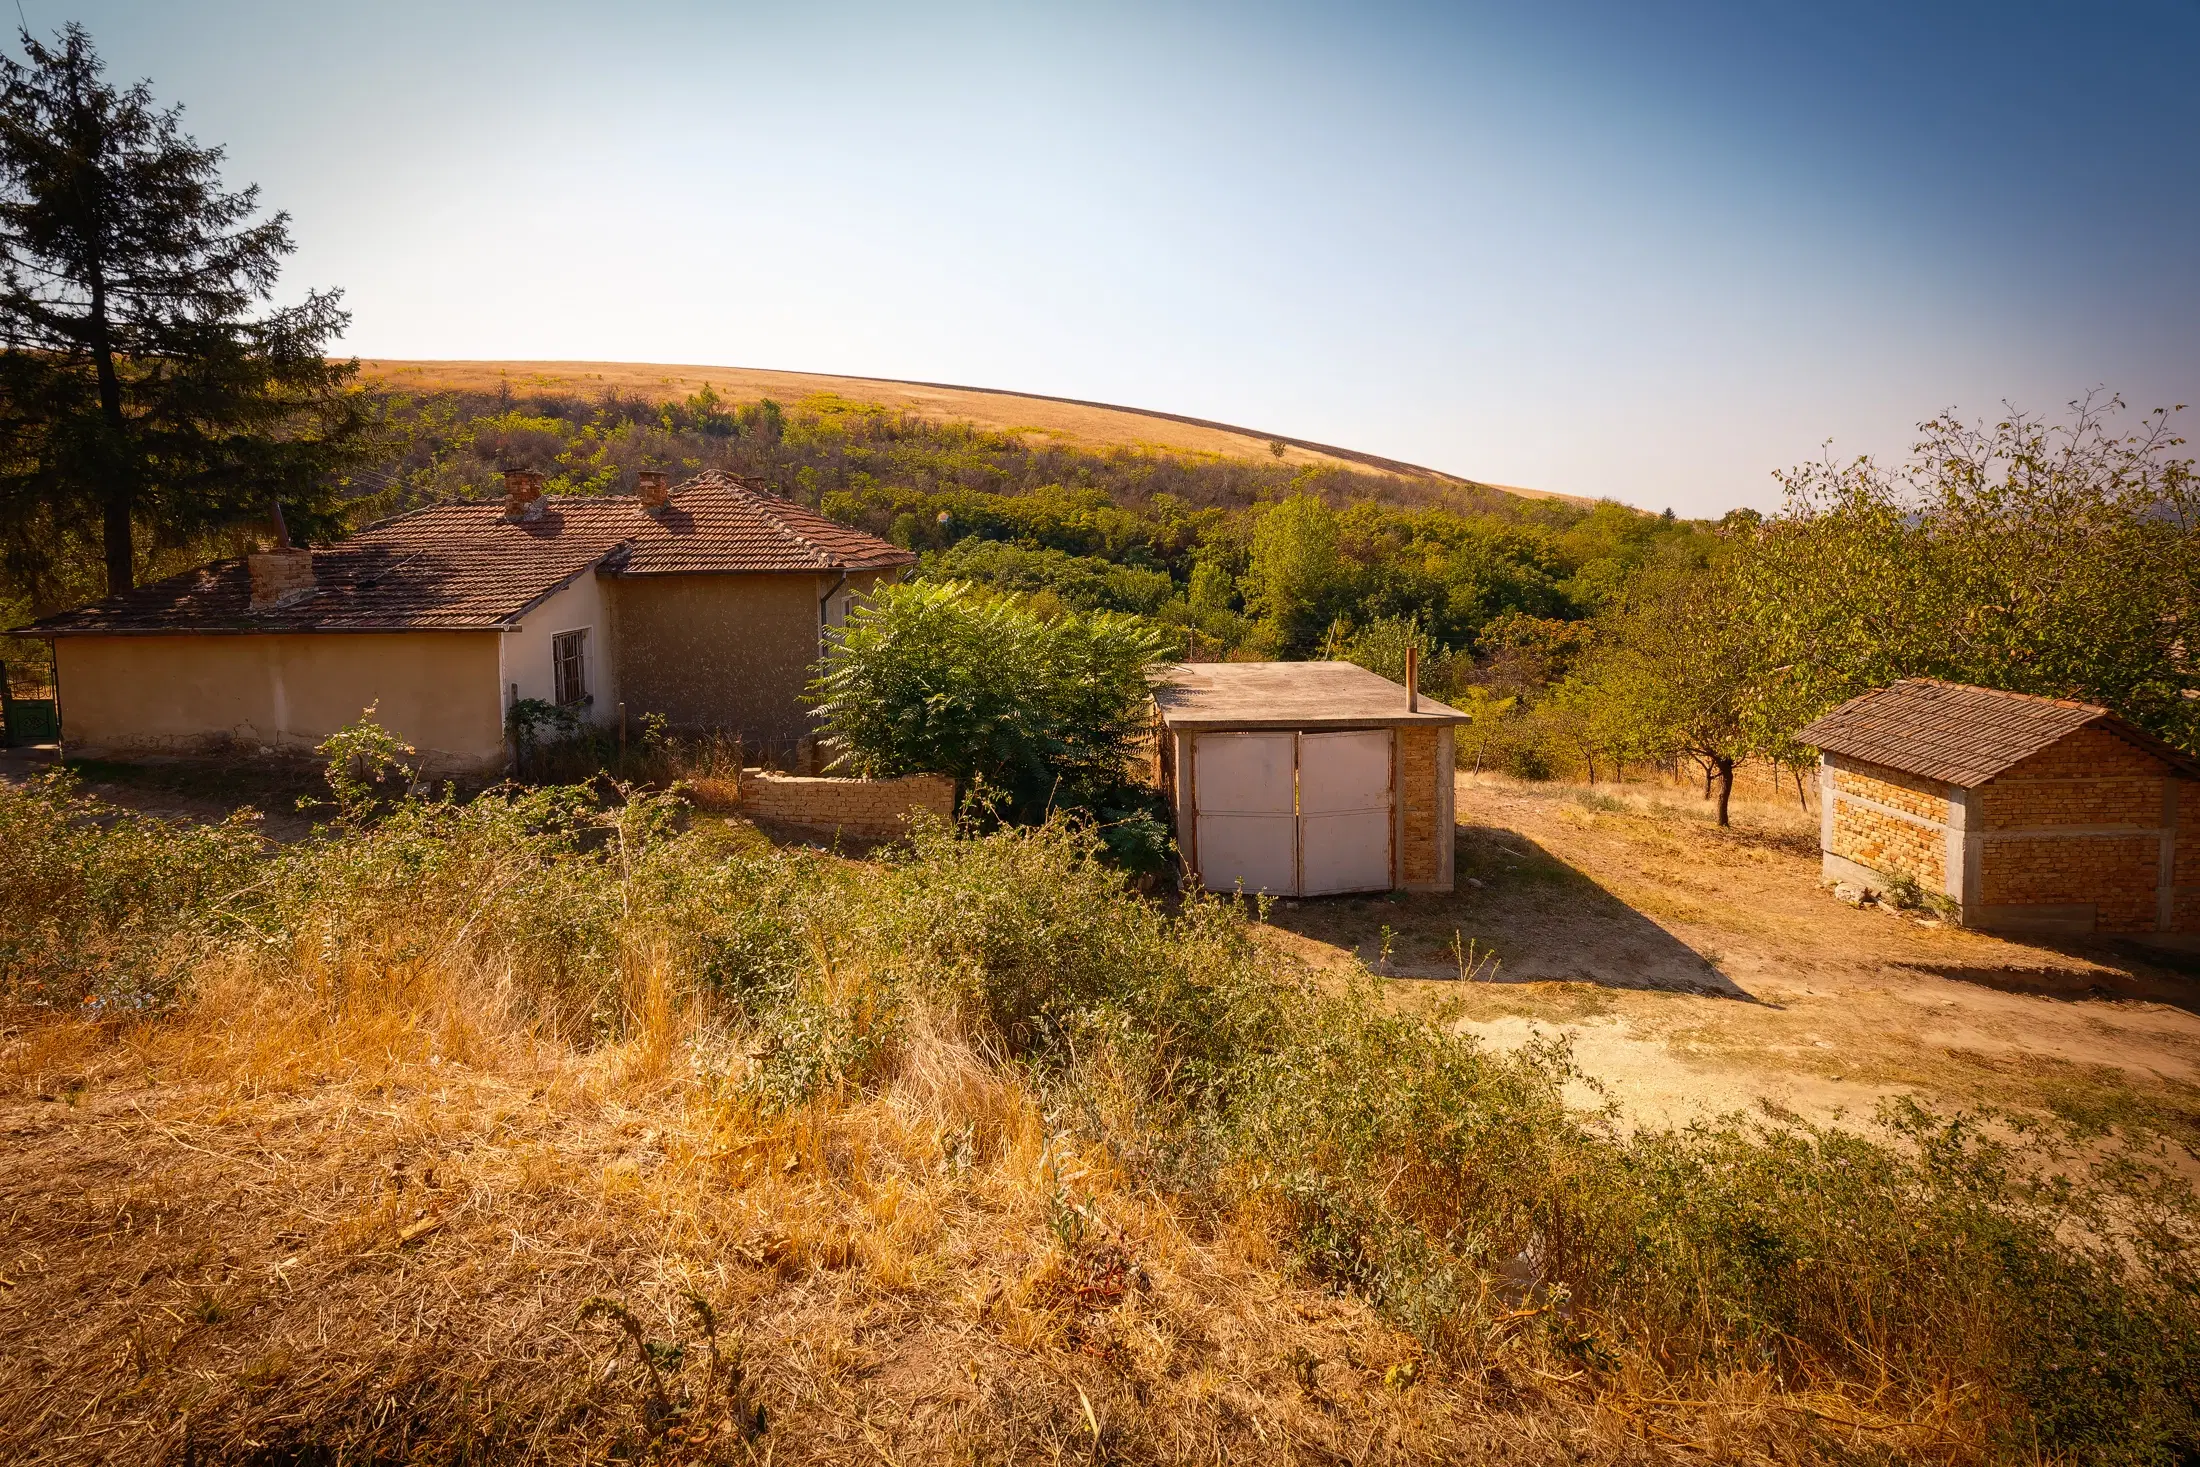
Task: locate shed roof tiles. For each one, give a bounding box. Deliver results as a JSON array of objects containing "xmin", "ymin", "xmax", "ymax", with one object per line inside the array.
[
  {"xmin": 1795, "ymin": 678, "xmax": 2198, "ymax": 785},
  {"xmin": 30, "ymin": 472, "xmax": 913, "ymax": 636}
]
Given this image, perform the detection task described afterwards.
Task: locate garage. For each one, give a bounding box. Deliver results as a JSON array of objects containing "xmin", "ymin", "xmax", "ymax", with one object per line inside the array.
[{"xmin": 1153, "ymin": 661, "xmax": 1467, "ymax": 897}]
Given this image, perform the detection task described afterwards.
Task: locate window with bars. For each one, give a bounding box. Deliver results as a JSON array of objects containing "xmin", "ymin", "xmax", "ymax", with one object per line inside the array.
[{"xmin": 552, "ymin": 629, "xmax": 590, "ymax": 706}]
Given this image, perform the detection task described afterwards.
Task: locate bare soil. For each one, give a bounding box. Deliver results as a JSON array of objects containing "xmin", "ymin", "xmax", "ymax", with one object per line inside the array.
[{"xmin": 1261, "ymin": 773, "xmax": 2200, "ymax": 1148}]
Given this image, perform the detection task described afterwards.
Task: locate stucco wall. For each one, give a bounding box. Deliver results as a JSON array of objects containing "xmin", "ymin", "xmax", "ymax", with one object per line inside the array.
[
  {"xmin": 55, "ymin": 632, "xmax": 504, "ymax": 773},
  {"xmin": 608, "ymin": 569, "xmax": 893, "ymax": 755},
  {"xmin": 502, "ymin": 572, "xmax": 618, "ymax": 726}
]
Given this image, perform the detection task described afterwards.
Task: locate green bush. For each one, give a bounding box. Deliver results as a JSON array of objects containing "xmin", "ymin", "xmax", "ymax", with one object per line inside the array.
[
  {"xmin": 867, "ymin": 808, "xmax": 2200, "ymax": 1459},
  {"xmin": 811, "ymin": 579, "xmax": 1173, "ymax": 866},
  {"xmin": 0, "ymin": 771, "xmax": 264, "ymax": 1008},
  {"xmin": 916, "ymin": 537, "xmax": 1175, "ymax": 615}
]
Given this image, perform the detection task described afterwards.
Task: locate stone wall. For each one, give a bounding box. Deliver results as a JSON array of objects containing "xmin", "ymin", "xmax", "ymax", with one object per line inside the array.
[
  {"xmin": 728, "ymin": 768, "xmax": 956, "ymax": 841},
  {"xmin": 1828, "ymin": 759, "xmax": 1949, "ymax": 891}
]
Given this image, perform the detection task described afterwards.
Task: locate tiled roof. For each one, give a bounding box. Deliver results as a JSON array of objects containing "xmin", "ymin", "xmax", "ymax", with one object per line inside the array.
[
  {"xmin": 1795, "ymin": 678, "xmax": 2197, "ymax": 785},
  {"xmin": 29, "ymin": 473, "xmax": 913, "ymax": 636},
  {"xmin": 618, "ymin": 472, "xmax": 914, "ymax": 575}
]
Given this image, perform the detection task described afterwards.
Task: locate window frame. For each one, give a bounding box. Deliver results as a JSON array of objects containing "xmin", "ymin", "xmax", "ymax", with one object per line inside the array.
[{"xmin": 551, "ymin": 627, "xmax": 591, "ymax": 708}]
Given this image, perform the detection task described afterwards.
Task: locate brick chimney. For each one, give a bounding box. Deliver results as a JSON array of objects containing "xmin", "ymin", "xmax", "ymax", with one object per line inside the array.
[
  {"xmin": 503, "ymin": 469, "xmax": 546, "ymax": 521},
  {"xmin": 248, "ymin": 547, "xmax": 316, "ymax": 611},
  {"xmin": 637, "ymin": 468, "xmax": 670, "ymax": 512}
]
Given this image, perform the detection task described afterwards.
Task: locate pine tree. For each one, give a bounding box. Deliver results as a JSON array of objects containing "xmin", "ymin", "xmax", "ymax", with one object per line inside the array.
[{"xmin": 0, "ymin": 23, "xmax": 362, "ymax": 600}]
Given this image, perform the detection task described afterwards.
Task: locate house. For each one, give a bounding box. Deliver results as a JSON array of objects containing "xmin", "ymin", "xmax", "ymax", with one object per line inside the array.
[
  {"xmin": 26, "ymin": 470, "xmax": 914, "ymax": 773},
  {"xmin": 1152, "ymin": 660, "xmax": 1468, "ymax": 897},
  {"xmin": 1797, "ymin": 678, "xmax": 2199, "ymax": 935}
]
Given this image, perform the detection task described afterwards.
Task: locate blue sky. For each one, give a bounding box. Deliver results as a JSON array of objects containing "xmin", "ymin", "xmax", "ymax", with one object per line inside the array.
[{"xmin": 34, "ymin": 1, "xmax": 2200, "ymax": 514}]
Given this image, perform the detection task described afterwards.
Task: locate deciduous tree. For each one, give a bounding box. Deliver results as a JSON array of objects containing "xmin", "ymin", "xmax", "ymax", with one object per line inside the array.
[{"xmin": 1748, "ymin": 393, "xmax": 2198, "ymax": 751}]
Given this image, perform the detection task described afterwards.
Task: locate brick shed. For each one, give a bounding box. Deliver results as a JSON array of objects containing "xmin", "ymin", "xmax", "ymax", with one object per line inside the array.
[
  {"xmin": 1153, "ymin": 662, "xmax": 1468, "ymax": 897},
  {"xmin": 1797, "ymin": 679, "xmax": 2200, "ymax": 935}
]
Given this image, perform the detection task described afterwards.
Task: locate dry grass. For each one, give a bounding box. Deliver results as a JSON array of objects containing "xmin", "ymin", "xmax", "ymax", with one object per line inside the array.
[
  {"xmin": 4, "ymin": 774, "xmax": 2191, "ymax": 1464},
  {"xmin": 352, "ymin": 359, "xmax": 1582, "ymax": 502},
  {"xmin": 2, "ymin": 954, "xmax": 1737, "ymax": 1466}
]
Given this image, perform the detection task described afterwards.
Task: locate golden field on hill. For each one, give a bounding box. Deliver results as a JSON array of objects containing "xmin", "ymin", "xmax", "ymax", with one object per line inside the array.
[{"xmin": 355, "ymin": 359, "xmax": 1581, "ymax": 504}]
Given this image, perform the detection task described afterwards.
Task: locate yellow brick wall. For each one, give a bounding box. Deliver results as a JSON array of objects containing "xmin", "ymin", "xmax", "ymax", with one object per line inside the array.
[
  {"xmin": 1399, "ymin": 726, "xmax": 1438, "ymax": 885},
  {"xmin": 1835, "ymin": 761, "xmax": 1947, "ymax": 819},
  {"xmin": 1972, "ymin": 727, "xmax": 2185, "ymax": 933},
  {"xmin": 1981, "ymin": 834, "xmax": 2160, "ymax": 931},
  {"xmin": 1830, "ymin": 763, "xmax": 1948, "ymax": 889},
  {"xmin": 1995, "ymin": 726, "xmax": 2162, "ymax": 779},
  {"xmin": 733, "ymin": 771, "xmax": 956, "ymax": 840},
  {"xmin": 1979, "ymin": 727, "xmax": 2167, "ymax": 829},
  {"xmin": 2179, "ymin": 779, "xmax": 2200, "ymax": 933}
]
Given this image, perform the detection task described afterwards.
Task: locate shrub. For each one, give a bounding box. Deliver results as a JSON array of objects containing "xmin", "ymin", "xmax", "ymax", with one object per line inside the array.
[
  {"xmin": 916, "ymin": 537, "xmax": 1175, "ymax": 615},
  {"xmin": 0, "ymin": 770, "xmax": 263, "ymax": 1008},
  {"xmin": 1341, "ymin": 614, "xmax": 1438, "ymax": 686},
  {"xmin": 811, "ymin": 579, "xmax": 1174, "ymax": 866}
]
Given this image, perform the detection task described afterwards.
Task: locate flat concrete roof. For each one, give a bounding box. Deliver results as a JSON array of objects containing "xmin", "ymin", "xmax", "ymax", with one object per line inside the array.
[{"xmin": 1152, "ymin": 661, "xmax": 1469, "ymax": 729}]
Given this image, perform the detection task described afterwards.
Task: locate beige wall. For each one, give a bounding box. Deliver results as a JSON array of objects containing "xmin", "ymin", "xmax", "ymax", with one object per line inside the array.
[
  {"xmin": 607, "ymin": 569, "xmax": 894, "ymax": 755},
  {"xmin": 502, "ymin": 572, "xmax": 618, "ymax": 727},
  {"xmin": 56, "ymin": 632, "xmax": 505, "ymax": 773},
  {"xmin": 730, "ymin": 769, "xmax": 956, "ymax": 840}
]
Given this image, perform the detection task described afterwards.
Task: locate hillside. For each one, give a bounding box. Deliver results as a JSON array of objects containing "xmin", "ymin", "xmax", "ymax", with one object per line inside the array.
[{"xmin": 356, "ymin": 359, "xmax": 1585, "ymax": 505}]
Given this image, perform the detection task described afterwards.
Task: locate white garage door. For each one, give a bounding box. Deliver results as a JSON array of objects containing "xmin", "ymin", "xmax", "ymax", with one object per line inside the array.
[
  {"xmin": 1299, "ymin": 730, "xmax": 1394, "ymax": 895},
  {"xmin": 1193, "ymin": 729, "xmax": 1394, "ymax": 897},
  {"xmin": 1194, "ymin": 732, "xmax": 1298, "ymax": 897}
]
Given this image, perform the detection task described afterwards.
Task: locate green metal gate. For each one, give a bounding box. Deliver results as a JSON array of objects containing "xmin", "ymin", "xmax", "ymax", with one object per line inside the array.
[{"xmin": 1, "ymin": 659, "xmax": 58, "ymax": 747}]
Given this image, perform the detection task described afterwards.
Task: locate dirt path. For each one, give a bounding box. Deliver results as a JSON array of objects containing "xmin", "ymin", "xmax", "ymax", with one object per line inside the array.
[{"xmin": 1261, "ymin": 774, "xmax": 2200, "ymax": 1145}]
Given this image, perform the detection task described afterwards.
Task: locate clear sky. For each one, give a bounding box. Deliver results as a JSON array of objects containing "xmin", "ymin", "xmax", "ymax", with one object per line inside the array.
[{"xmin": 29, "ymin": 0, "xmax": 2200, "ymax": 514}]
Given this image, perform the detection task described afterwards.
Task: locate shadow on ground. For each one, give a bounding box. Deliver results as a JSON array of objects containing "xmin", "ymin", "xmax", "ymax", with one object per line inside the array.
[
  {"xmin": 1261, "ymin": 823, "xmax": 1758, "ymax": 1001},
  {"xmin": 1894, "ymin": 941, "xmax": 2200, "ymax": 1017}
]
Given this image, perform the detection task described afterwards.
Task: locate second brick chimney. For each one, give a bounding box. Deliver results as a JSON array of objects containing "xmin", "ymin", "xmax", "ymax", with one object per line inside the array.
[
  {"xmin": 248, "ymin": 547, "xmax": 316, "ymax": 611},
  {"xmin": 503, "ymin": 469, "xmax": 546, "ymax": 521},
  {"xmin": 637, "ymin": 468, "xmax": 670, "ymax": 512}
]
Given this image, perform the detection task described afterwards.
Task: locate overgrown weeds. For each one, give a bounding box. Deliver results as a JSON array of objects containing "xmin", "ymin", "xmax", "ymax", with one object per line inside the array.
[{"xmin": 2, "ymin": 763, "xmax": 2196, "ymax": 1463}]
